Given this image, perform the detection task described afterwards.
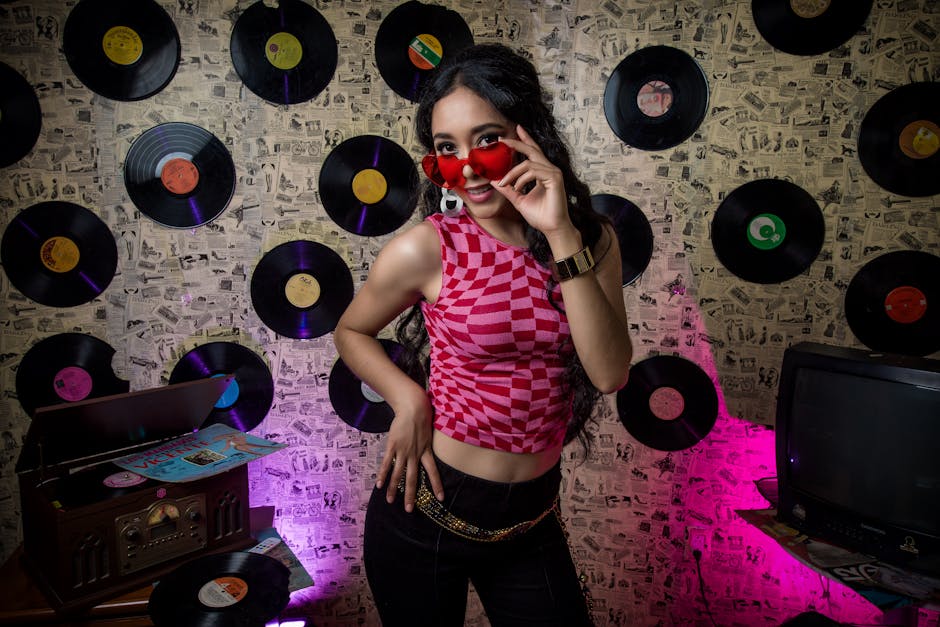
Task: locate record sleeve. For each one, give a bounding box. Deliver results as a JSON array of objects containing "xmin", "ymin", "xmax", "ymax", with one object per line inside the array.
[
  {"xmin": 591, "ymin": 194, "xmax": 654, "ymax": 286},
  {"xmin": 604, "ymin": 45, "xmax": 708, "ymax": 151},
  {"xmin": 752, "ymin": 0, "xmax": 873, "ymax": 56},
  {"xmin": 63, "ymin": 0, "xmax": 181, "ymax": 101},
  {"xmin": 319, "ymin": 135, "xmax": 419, "ymax": 236},
  {"xmin": 230, "ymin": 0, "xmax": 337, "ymax": 105},
  {"xmin": 0, "ymin": 61, "xmax": 42, "ymax": 168},
  {"xmin": 1, "ymin": 201, "xmax": 117, "ymax": 307}
]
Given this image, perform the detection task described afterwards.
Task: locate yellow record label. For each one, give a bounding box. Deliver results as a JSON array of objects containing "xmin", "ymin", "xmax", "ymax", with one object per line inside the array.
[
  {"xmin": 408, "ymin": 34, "xmax": 443, "ymax": 70},
  {"xmin": 351, "ymin": 168, "xmax": 388, "ymax": 205},
  {"xmin": 102, "ymin": 25, "xmax": 143, "ymax": 66},
  {"xmin": 789, "ymin": 0, "xmax": 830, "ymax": 19},
  {"xmin": 899, "ymin": 120, "xmax": 940, "ymax": 160},
  {"xmin": 265, "ymin": 32, "xmax": 303, "ymax": 70},
  {"xmin": 40, "ymin": 236, "xmax": 80, "ymax": 273},
  {"xmin": 285, "ymin": 273, "xmax": 321, "ymax": 308}
]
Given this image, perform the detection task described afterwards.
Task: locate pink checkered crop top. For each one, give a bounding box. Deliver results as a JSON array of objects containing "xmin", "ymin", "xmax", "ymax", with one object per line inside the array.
[{"xmin": 420, "ymin": 210, "xmax": 574, "ymax": 454}]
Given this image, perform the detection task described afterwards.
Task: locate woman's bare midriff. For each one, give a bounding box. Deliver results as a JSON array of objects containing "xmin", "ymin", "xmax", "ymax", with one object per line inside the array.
[{"xmin": 432, "ymin": 429, "xmax": 563, "ymax": 483}]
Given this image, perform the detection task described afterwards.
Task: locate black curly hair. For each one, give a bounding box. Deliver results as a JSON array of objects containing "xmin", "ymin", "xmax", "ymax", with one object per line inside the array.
[{"xmin": 396, "ymin": 43, "xmax": 611, "ymax": 454}]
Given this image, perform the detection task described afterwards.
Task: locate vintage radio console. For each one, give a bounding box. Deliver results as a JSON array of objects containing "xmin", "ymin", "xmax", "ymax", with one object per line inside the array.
[{"xmin": 16, "ymin": 377, "xmax": 256, "ymax": 614}]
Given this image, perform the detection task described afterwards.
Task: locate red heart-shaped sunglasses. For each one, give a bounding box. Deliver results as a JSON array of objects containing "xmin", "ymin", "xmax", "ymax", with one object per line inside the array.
[{"xmin": 421, "ymin": 141, "xmax": 515, "ymax": 189}]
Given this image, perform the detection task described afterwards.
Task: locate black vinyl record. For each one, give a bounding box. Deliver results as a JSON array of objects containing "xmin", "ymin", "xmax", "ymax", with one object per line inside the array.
[
  {"xmin": 63, "ymin": 0, "xmax": 181, "ymax": 101},
  {"xmin": 230, "ymin": 0, "xmax": 337, "ymax": 105},
  {"xmin": 375, "ymin": 0, "xmax": 474, "ymax": 102},
  {"xmin": 319, "ymin": 135, "xmax": 418, "ymax": 236},
  {"xmin": 591, "ymin": 194, "xmax": 654, "ymax": 286},
  {"xmin": 844, "ymin": 250, "xmax": 940, "ymax": 356},
  {"xmin": 711, "ymin": 179, "xmax": 825, "ymax": 283},
  {"xmin": 603, "ymin": 45, "xmax": 709, "ymax": 151},
  {"xmin": 169, "ymin": 342, "xmax": 275, "ymax": 433},
  {"xmin": 250, "ymin": 240, "xmax": 354, "ymax": 339},
  {"xmin": 0, "ymin": 62, "xmax": 42, "ymax": 168},
  {"xmin": 148, "ymin": 551, "xmax": 290, "ymax": 627},
  {"xmin": 752, "ymin": 0, "xmax": 873, "ymax": 56},
  {"xmin": 15, "ymin": 332, "xmax": 129, "ymax": 416},
  {"xmin": 617, "ymin": 355, "xmax": 718, "ymax": 452},
  {"xmin": 858, "ymin": 82, "xmax": 940, "ymax": 198},
  {"xmin": 124, "ymin": 122, "xmax": 236, "ymax": 228},
  {"xmin": 329, "ymin": 338, "xmax": 426, "ymax": 433},
  {"xmin": 1, "ymin": 201, "xmax": 117, "ymax": 307},
  {"xmin": 55, "ymin": 462, "xmax": 155, "ymax": 509}
]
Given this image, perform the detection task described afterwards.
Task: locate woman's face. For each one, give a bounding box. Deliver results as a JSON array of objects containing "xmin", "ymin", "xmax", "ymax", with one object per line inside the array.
[{"xmin": 430, "ymin": 85, "xmax": 518, "ymax": 218}]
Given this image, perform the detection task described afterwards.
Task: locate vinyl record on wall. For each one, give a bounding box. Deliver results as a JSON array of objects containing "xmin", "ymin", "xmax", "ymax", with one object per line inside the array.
[
  {"xmin": 230, "ymin": 0, "xmax": 337, "ymax": 105},
  {"xmin": 603, "ymin": 45, "xmax": 709, "ymax": 151},
  {"xmin": 752, "ymin": 0, "xmax": 874, "ymax": 56},
  {"xmin": 616, "ymin": 355, "xmax": 719, "ymax": 452},
  {"xmin": 169, "ymin": 342, "xmax": 275, "ymax": 432},
  {"xmin": 1, "ymin": 201, "xmax": 117, "ymax": 307},
  {"xmin": 711, "ymin": 179, "xmax": 825, "ymax": 284},
  {"xmin": 62, "ymin": 0, "xmax": 181, "ymax": 101},
  {"xmin": 858, "ymin": 82, "xmax": 940, "ymax": 198},
  {"xmin": 319, "ymin": 135, "xmax": 419, "ymax": 236},
  {"xmin": 250, "ymin": 240, "xmax": 354, "ymax": 339},
  {"xmin": 375, "ymin": 0, "xmax": 474, "ymax": 102},
  {"xmin": 148, "ymin": 552, "xmax": 290, "ymax": 627},
  {"xmin": 0, "ymin": 62, "xmax": 42, "ymax": 168},
  {"xmin": 844, "ymin": 250, "xmax": 940, "ymax": 356},
  {"xmin": 124, "ymin": 122, "xmax": 236, "ymax": 228},
  {"xmin": 591, "ymin": 194, "xmax": 654, "ymax": 286},
  {"xmin": 15, "ymin": 332, "xmax": 129, "ymax": 416}
]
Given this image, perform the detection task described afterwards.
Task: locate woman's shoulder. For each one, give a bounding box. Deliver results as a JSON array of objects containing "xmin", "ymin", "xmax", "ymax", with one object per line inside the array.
[{"xmin": 374, "ymin": 219, "xmax": 441, "ymax": 280}]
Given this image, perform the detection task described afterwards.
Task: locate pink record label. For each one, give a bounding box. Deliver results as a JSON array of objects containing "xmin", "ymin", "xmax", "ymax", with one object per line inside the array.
[
  {"xmin": 53, "ymin": 366, "xmax": 93, "ymax": 402},
  {"xmin": 648, "ymin": 386, "xmax": 685, "ymax": 421},
  {"xmin": 103, "ymin": 471, "xmax": 148, "ymax": 488}
]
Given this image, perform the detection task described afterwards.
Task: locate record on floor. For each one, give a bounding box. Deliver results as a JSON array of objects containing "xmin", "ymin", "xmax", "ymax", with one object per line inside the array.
[
  {"xmin": 603, "ymin": 45, "xmax": 709, "ymax": 151},
  {"xmin": 250, "ymin": 240, "xmax": 354, "ymax": 339},
  {"xmin": 0, "ymin": 62, "xmax": 42, "ymax": 168},
  {"xmin": 1, "ymin": 201, "xmax": 118, "ymax": 307},
  {"xmin": 329, "ymin": 338, "xmax": 426, "ymax": 433},
  {"xmin": 230, "ymin": 0, "xmax": 337, "ymax": 105},
  {"xmin": 844, "ymin": 250, "xmax": 940, "ymax": 356},
  {"xmin": 591, "ymin": 194, "xmax": 654, "ymax": 286},
  {"xmin": 15, "ymin": 332, "xmax": 129, "ymax": 416},
  {"xmin": 148, "ymin": 551, "xmax": 290, "ymax": 627},
  {"xmin": 169, "ymin": 342, "xmax": 274, "ymax": 432},
  {"xmin": 711, "ymin": 179, "xmax": 824, "ymax": 283},
  {"xmin": 124, "ymin": 122, "xmax": 236, "ymax": 228},
  {"xmin": 616, "ymin": 355, "xmax": 718, "ymax": 452},
  {"xmin": 375, "ymin": 0, "xmax": 473, "ymax": 102},
  {"xmin": 62, "ymin": 0, "xmax": 181, "ymax": 101},
  {"xmin": 319, "ymin": 135, "xmax": 418, "ymax": 236},
  {"xmin": 752, "ymin": 0, "xmax": 873, "ymax": 56},
  {"xmin": 858, "ymin": 82, "xmax": 940, "ymax": 198}
]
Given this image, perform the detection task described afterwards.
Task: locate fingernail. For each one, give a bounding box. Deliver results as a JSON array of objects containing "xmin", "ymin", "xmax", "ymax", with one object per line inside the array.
[
  {"xmin": 436, "ymin": 491, "xmax": 445, "ymax": 501},
  {"xmin": 405, "ymin": 503, "xmax": 413, "ymax": 513},
  {"xmin": 375, "ymin": 481, "xmax": 383, "ymax": 489}
]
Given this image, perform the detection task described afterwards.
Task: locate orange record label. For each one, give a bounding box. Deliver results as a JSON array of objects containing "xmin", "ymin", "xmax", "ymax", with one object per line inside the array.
[
  {"xmin": 197, "ymin": 576, "xmax": 248, "ymax": 608},
  {"xmin": 351, "ymin": 168, "xmax": 388, "ymax": 205},
  {"xmin": 899, "ymin": 120, "xmax": 940, "ymax": 160},
  {"xmin": 408, "ymin": 34, "xmax": 443, "ymax": 70},
  {"xmin": 649, "ymin": 386, "xmax": 685, "ymax": 421},
  {"xmin": 884, "ymin": 286, "xmax": 927, "ymax": 324},
  {"xmin": 789, "ymin": 0, "xmax": 830, "ymax": 19},
  {"xmin": 285, "ymin": 273, "xmax": 321, "ymax": 309},
  {"xmin": 40, "ymin": 236, "xmax": 80, "ymax": 273},
  {"xmin": 637, "ymin": 80, "xmax": 674, "ymax": 118},
  {"xmin": 265, "ymin": 32, "xmax": 303, "ymax": 70},
  {"xmin": 102, "ymin": 26, "xmax": 143, "ymax": 66},
  {"xmin": 160, "ymin": 158, "xmax": 200, "ymax": 195}
]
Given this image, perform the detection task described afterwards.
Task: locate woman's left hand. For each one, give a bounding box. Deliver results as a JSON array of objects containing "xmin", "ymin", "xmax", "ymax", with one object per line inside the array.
[{"xmin": 493, "ymin": 125, "xmax": 575, "ymax": 238}]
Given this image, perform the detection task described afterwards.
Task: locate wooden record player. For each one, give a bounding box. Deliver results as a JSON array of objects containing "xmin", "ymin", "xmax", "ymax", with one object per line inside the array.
[{"xmin": 15, "ymin": 377, "xmax": 256, "ymax": 614}]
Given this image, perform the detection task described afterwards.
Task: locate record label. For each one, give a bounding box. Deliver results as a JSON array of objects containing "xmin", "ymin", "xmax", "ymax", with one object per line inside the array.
[
  {"xmin": 649, "ymin": 386, "xmax": 684, "ymax": 421},
  {"xmin": 637, "ymin": 80, "xmax": 673, "ymax": 118},
  {"xmin": 40, "ymin": 236, "xmax": 80, "ymax": 273},
  {"xmin": 351, "ymin": 169, "xmax": 389, "ymax": 205},
  {"xmin": 160, "ymin": 158, "xmax": 199, "ymax": 195},
  {"xmin": 102, "ymin": 25, "xmax": 143, "ymax": 65},
  {"xmin": 361, "ymin": 382, "xmax": 385, "ymax": 404},
  {"xmin": 884, "ymin": 287, "xmax": 927, "ymax": 324},
  {"xmin": 266, "ymin": 32, "xmax": 303, "ymax": 70},
  {"xmin": 747, "ymin": 213, "xmax": 786, "ymax": 250},
  {"xmin": 103, "ymin": 470, "xmax": 147, "ymax": 488},
  {"xmin": 284, "ymin": 273, "xmax": 321, "ymax": 309},
  {"xmin": 791, "ymin": 0, "xmax": 829, "ymax": 19},
  {"xmin": 409, "ymin": 34, "xmax": 443, "ymax": 70},
  {"xmin": 899, "ymin": 121, "xmax": 939, "ymax": 160},
  {"xmin": 53, "ymin": 366, "xmax": 93, "ymax": 402},
  {"xmin": 198, "ymin": 577, "xmax": 248, "ymax": 608}
]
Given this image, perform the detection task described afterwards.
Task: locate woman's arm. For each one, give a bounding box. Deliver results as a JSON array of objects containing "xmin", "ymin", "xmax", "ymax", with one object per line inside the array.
[{"xmin": 333, "ymin": 221, "xmax": 445, "ymax": 512}]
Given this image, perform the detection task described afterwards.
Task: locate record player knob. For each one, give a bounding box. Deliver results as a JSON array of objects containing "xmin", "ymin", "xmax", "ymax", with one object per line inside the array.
[
  {"xmin": 123, "ymin": 526, "xmax": 142, "ymax": 543},
  {"xmin": 186, "ymin": 509, "xmax": 202, "ymax": 522}
]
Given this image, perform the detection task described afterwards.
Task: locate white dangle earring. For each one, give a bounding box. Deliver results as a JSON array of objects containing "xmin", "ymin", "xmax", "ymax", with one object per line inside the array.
[{"xmin": 440, "ymin": 188, "xmax": 463, "ymax": 217}]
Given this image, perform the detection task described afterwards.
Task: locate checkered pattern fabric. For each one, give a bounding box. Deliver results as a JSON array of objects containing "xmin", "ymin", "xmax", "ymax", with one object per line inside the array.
[{"xmin": 421, "ymin": 211, "xmax": 574, "ymax": 453}]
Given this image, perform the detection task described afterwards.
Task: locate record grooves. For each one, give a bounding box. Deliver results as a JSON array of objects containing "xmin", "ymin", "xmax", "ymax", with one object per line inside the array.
[
  {"xmin": 591, "ymin": 194, "xmax": 654, "ymax": 286},
  {"xmin": 0, "ymin": 61, "xmax": 42, "ymax": 168},
  {"xmin": 1, "ymin": 201, "xmax": 118, "ymax": 307},
  {"xmin": 124, "ymin": 122, "xmax": 236, "ymax": 228},
  {"xmin": 63, "ymin": 0, "xmax": 181, "ymax": 101},
  {"xmin": 752, "ymin": 0, "xmax": 874, "ymax": 56},
  {"xmin": 319, "ymin": 135, "xmax": 419, "ymax": 236},
  {"xmin": 230, "ymin": 0, "xmax": 337, "ymax": 105},
  {"xmin": 170, "ymin": 342, "xmax": 275, "ymax": 432},
  {"xmin": 250, "ymin": 240, "xmax": 354, "ymax": 339}
]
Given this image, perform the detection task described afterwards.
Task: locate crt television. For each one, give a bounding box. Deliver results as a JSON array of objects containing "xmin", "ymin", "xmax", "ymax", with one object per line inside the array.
[{"xmin": 775, "ymin": 341, "xmax": 940, "ymax": 575}]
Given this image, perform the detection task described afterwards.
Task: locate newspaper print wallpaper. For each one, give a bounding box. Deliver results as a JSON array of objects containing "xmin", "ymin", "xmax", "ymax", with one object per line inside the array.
[{"xmin": 0, "ymin": 0, "xmax": 937, "ymax": 625}]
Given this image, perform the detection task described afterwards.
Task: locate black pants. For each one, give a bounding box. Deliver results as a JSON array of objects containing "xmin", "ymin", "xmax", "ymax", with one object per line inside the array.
[{"xmin": 363, "ymin": 455, "xmax": 593, "ymax": 627}]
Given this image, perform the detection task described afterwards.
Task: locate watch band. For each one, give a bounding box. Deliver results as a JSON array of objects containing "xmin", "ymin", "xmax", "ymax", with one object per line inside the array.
[{"xmin": 552, "ymin": 246, "xmax": 595, "ymax": 281}]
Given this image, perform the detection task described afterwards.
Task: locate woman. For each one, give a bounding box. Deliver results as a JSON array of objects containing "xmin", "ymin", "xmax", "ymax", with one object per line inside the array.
[{"xmin": 334, "ymin": 43, "xmax": 632, "ymax": 626}]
